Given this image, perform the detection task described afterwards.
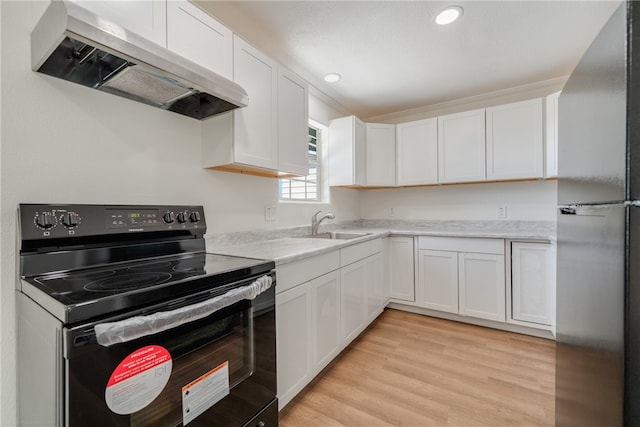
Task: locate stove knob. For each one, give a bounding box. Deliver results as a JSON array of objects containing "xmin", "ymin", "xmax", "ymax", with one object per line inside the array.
[
  {"xmin": 36, "ymin": 212, "xmax": 55, "ymax": 229},
  {"xmin": 176, "ymin": 212, "xmax": 188, "ymax": 224},
  {"xmin": 189, "ymin": 211, "xmax": 201, "ymax": 223},
  {"xmin": 61, "ymin": 212, "xmax": 79, "ymax": 228},
  {"xmin": 163, "ymin": 211, "xmax": 176, "ymax": 224}
]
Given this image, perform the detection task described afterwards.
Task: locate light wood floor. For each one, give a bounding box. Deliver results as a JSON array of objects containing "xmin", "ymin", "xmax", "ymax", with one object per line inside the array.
[{"xmin": 279, "ymin": 308, "xmax": 556, "ymax": 427}]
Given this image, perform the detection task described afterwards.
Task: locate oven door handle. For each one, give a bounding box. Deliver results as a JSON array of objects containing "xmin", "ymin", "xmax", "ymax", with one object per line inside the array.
[{"xmin": 93, "ymin": 275, "xmax": 273, "ymax": 347}]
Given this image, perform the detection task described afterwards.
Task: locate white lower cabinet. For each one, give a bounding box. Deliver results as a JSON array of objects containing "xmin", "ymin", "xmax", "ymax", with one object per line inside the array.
[
  {"xmin": 389, "ymin": 236, "xmax": 415, "ymax": 302},
  {"xmin": 417, "ymin": 249, "xmax": 458, "ymax": 313},
  {"xmin": 276, "ymin": 239, "xmax": 383, "ymax": 409},
  {"xmin": 311, "ymin": 271, "xmax": 341, "ymax": 375},
  {"xmin": 509, "ymin": 242, "xmax": 554, "ymax": 327},
  {"xmin": 458, "ymin": 252, "xmax": 506, "ymax": 322},
  {"xmin": 276, "ymin": 270, "xmax": 342, "ymax": 409},
  {"xmin": 365, "ymin": 254, "xmax": 384, "ymax": 324},
  {"xmin": 276, "ymin": 283, "xmax": 312, "ymax": 409},
  {"xmin": 416, "ymin": 236, "xmax": 506, "ymax": 322},
  {"xmin": 340, "ymin": 260, "xmax": 366, "ymax": 347},
  {"xmin": 339, "ymin": 239, "xmax": 384, "ymax": 347}
]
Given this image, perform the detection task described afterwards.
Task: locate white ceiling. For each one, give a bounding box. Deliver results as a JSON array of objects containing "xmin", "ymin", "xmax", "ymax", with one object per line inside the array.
[{"xmin": 197, "ymin": 1, "xmax": 621, "ymax": 119}]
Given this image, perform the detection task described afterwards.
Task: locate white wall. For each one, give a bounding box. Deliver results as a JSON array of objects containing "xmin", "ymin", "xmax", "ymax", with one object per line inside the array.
[
  {"xmin": 0, "ymin": 0, "xmax": 4, "ymax": 423},
  {"xmin": 0, "ymin": 3, "xmax": 559, "ymax": 425},
  {"xmin": 0, "ymin": 2, "xmax": 358, "ymax": 425},
  {"xmin": 360, "ymin": 180, "xmax": 557, "ymax": 221}
]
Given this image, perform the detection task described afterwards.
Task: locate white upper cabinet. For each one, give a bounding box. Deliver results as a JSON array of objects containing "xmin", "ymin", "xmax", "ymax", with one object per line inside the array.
[
  {"xmin": 437, "ymin": 109, "xmax": 486, "ymax": 183},
  {"xmin": 329, "ymin": 116, "xmax": 366, "ymax": 186},
  {"xmin": 206, "ymin": 36, "xmax": 312, "ymax": 176},
  {"xmin": 166, "ymin": 0, "xmax": 233, "ymax": 79},
  {"xmin": 202, "ymin": 37, "xmax": 309, "ymax": 176},
  {"xmin": 278, "ymin": 68, "xmax": 309, "ymax": 176},
  {"xmin": 232, "ymin": 36, "xmax": 278, "ymax": 170},
  {"xmin": 69, "ymin": 0, "xmax": 167, "ymax": 46},
  {"xmin": 486, "ymin": 98, "xmax": 543, "ymax": 180},
  {"xmin": 545, "ymin": 91, "xmax": 561, "ymax": 178},
  {"xmin": 365, "ymin": 123, "xmax": 396, "ymax": 186},
  {"xmin": 396, "ymin": 118, "xmax": 438, "ymax": 186}
]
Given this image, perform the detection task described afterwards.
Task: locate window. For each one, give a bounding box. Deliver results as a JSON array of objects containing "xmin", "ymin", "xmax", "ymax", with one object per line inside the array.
[{"xmin": 279, "ymin": 124, "xmax": 323, "ymax": 201}]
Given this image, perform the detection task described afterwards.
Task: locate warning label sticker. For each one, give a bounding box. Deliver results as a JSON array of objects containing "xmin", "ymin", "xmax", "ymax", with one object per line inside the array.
[
  {"xmin": 182, "ymin": 361, "xmax": 230, "ymax": 425},
  {"xmin": 105, "ymin": 345, "xmax": 172, "ymax": 415}
]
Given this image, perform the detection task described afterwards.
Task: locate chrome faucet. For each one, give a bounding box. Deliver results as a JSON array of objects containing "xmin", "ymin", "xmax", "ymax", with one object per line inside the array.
[{"xmin": 311, "ymin": 210, "xmax": 335, "ymax": 235}]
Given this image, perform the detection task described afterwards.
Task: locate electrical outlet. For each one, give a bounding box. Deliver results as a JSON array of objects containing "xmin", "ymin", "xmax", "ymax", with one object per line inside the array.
[
  {"xmin": 389, "ymin": 207, "xmax": 395, "ymax": 217},
  {"xmin": 265, "ymin": 205, "xmax": 277, "ymax": 221},
  {"xmin": 496, "ymin": 206, "xmax": 507, "ymax": 219}
]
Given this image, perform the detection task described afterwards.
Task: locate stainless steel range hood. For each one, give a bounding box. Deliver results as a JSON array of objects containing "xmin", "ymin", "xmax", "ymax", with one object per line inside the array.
[{"xmin": 31, "ymin": 1, "xmax": 248, "ymax": 120}]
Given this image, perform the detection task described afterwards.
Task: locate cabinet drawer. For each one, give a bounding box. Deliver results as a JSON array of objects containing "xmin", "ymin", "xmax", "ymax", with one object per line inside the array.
[
  {"xmin": 340, "ymin": 238, "xmax": 381, "ymax": 266},
  {"xmin": 277, "ymin": 251, "xmax": 340, "ymax": 294},
  {"xmin": 418, "ymin": 236, "xmax": 504, "ymax": 254}
]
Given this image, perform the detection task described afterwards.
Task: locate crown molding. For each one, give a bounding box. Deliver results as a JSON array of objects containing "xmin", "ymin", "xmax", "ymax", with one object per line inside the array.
[{"xmin": 364, "ymin": 76, "xmax": 569, "ymax": 123}]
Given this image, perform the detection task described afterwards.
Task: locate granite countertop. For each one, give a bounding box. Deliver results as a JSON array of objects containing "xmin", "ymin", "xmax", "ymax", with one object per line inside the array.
[{"xmin": 207, "ymin": 220, "xmax": 556, "ymax": 265}]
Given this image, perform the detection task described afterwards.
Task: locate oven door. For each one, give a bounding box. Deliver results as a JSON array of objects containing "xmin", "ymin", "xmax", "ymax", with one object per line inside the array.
[{"xmin": 64, "ymin": 273, "xmax": 276, "ymax": 427}]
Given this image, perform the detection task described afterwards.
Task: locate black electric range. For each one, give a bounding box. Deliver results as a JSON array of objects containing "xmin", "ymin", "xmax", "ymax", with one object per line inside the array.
[
  {"xmin": 17, "ymin": 203, "xmax": 274, "ymax": 324},
  {"xmin": 16, "ymin": 203, "xmax": 279, "ymax": 427}
]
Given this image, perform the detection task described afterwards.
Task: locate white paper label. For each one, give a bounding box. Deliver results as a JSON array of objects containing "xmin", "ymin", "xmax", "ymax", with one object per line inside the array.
[
  {"xmin": 105, "ymin": 345, "xmax": 172, "ymax": 415},
  {"xmin": 182, "ymin": 361, "xmax": 230, "ymax": 425}
]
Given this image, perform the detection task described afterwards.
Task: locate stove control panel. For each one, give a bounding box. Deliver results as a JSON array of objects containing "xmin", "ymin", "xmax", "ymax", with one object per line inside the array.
[{"xmin": 20, "ymin": 204, "xmax": 206, "ymax": 241}]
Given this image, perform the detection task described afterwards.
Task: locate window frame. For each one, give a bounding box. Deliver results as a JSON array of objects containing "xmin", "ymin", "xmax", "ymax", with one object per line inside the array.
[{"xmin": 278, "ymin": 120, "xmax": 328, "ymax": 203}]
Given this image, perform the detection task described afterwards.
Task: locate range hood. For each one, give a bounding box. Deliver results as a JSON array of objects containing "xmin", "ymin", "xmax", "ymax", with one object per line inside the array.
[{"xmin": 31, "ymin": 1, "xmax": 248, "ymax": 120}]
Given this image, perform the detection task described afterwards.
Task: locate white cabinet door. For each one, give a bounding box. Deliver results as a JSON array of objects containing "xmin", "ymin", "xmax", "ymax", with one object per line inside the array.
[
  {"xmin": 396, "ymin": 118, "xmax": 438, "ymax": 185},
  {"xmin": 233, "ymin": 36, "xmax": 278, "ymax": 170},
  {"xmin": 340, "ymin": 260, "xmax": 366, "ymax": 347},
  {"xmin": 166, "ymin": 0, "xmax": 232, "ymax": 79},
  {"xmin": 328, "ymin": 116, "xmax": 366, "ymax": 186},
  {"xmin": 389, "ymin": 236, "xmax": 415, "ymax": 301},
  {"xmin": 311, "ymin": 271, "xmax": 341, "ymax": 375},
  {"xmin": 366, "ymin": 123, "xmax": 396, "ymax": 186},
  {"xmin": 354, "ymin": 118, "xmax": 367, "ymax": 186},
  {"xmin": 382, "ymin": 238, "xmax": 391, "ymax": 304},
  {"xmin": 365, "ymin": 254, "xmax": 384, "ymax": 324},
  {"xmin": 70, "ymin": 0, "xmax": 167, "ymax": 46},
  {"xmin": 458, "ymin": 253, "xmax": 506, "ymax": 322},
  {"xmin": 417, "ymin": 250, "xmax": 458, "ymax": 313},
  {"xmin": 486, "ymin": 99, "xmax": 543, "ymax": 180},
  {"xmin": 438, "ymin": 109, "xmax": 486, "ymax": 183},
  {"xmin": 276, "ymin": 283, "xmax": 312, "ymax": 409},
  {"xmin": 511, "ymin": 242, "xmax": 553, "ymax": 325},
  {"xmin": 545, "ymin": 91, "xmax": 561, "ymax": 178},
  {"xmin": 277, "ymin": 67, "xmax": 309, "ymax": 176}
]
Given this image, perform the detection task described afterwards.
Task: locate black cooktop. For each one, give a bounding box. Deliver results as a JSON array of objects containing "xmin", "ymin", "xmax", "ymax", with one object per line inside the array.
[
  {"xmin": 22, "ymin": 252, "xmax": 274, "ymax": 324},
  {"xmin": 18, "ymin": 204, "xmax": 276, "ymax": 325}
]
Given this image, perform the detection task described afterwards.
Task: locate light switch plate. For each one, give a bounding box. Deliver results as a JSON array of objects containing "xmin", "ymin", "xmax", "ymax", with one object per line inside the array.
[{"xmin": 265, "ymin": 205, "xmax": 277, "ymax": 221}]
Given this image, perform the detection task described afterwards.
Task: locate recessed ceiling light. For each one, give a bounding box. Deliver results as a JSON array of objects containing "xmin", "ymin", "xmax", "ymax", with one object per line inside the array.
[
  {"xmin": 324, "ymin": 73, "xmax": 341, "ymax": 83},
  {"xmin": 436, "ymin": 6, "xmax": 463, "ymax": 25}
]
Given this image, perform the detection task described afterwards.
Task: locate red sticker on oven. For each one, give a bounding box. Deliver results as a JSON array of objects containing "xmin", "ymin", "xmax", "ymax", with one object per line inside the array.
[{"xmin": 104, "ymin": 345, "xmax": 172, "ymax": 415}]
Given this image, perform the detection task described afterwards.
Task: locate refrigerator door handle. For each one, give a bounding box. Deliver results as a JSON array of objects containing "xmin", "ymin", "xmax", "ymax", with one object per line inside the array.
[
  {"xmin": 559, "ymin": 204, "xmax": 617, "ymax": 217},
  {"xmin": 559, "ymin": 206, "xmax": 577, "ymax": 215}
]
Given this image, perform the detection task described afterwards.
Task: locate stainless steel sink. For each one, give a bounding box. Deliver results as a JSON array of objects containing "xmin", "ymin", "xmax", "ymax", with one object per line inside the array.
[{"xmin": 295, "ymin": 232, "xmax": 371, "ymax": 240}]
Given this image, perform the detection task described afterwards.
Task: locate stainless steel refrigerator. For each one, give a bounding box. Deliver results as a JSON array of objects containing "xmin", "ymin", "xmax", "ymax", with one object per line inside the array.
[{"xmin": 556, "ymin": 1, "xmax": 640, "ymax": 425}]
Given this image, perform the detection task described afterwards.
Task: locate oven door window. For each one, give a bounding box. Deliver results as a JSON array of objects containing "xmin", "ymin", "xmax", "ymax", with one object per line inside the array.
[{"xmin": 65, "ymin": 289, "xmax": 276, "ymax": 427}]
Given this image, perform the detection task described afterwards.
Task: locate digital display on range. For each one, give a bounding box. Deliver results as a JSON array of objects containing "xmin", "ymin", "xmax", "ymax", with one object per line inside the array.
[{"xmin": 107, "ymin": 209, "xmax": 159, "ymax": 229}]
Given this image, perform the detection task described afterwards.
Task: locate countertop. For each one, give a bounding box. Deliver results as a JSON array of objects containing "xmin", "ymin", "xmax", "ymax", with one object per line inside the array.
[{"xmin": 207, "ymin": 220, "xmax": 556, "ymax": 265}]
